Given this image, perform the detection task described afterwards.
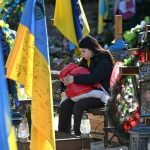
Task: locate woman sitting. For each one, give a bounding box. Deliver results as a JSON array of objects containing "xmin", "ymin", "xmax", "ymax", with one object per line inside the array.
[{"xmin": 58, "ymin": 35, "xmax": 114, "ymax": 136}]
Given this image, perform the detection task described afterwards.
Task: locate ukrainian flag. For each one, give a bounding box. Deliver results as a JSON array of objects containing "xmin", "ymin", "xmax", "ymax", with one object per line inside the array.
[
  {"xmin": 98, "ymin": 0, "xmax": 108, "ymax": 34},
  {"xmin": 53, "ymin": 0, "xmax": 90, "ymax": 55},
  {"xmin": 6, "ymin": 0, "xmax": 56, "ymax": 150},
  {"xmin": 0, "ymin": 43, "xmax": 17, "ymax": 150}
]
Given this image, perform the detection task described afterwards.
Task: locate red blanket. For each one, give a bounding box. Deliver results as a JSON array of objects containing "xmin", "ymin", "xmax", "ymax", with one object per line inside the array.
[{"xmin": 60, "ymin": 63, "xmax": 98, "ymax": 98}]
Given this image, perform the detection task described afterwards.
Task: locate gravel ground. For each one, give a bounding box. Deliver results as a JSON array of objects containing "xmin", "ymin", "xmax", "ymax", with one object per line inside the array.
[{"xmin": 90, "ymin": 140, "xmax": 128, "ymax": 150}]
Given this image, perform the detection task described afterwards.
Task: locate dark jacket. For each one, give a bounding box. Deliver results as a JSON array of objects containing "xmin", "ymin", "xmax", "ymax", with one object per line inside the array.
[{"xmin": 74, "ymin": 53, "xmax": 113, "ymax": 93}]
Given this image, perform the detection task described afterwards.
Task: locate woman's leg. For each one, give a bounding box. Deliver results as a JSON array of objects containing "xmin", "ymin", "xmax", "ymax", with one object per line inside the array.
[
  {"xmin": 58, "ymin": 99, "xmax": 75, "ymax": 133},
  {"xmin": 73, "ymin": 97, "xmax": 104, "ymax": 135}
]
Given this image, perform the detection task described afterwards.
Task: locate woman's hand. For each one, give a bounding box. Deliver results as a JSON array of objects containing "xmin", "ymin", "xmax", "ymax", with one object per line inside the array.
[{"xmin": 63, "ymin": 75, "xmax": 74, "ymax": 86}]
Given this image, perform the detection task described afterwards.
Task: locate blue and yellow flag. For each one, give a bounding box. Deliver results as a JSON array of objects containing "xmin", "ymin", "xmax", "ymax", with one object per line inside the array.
[
  {"xmin": 0, "ymin": 43, "xmax": 17, "ymax": 150},
  {"xmin": 98, "ymin": 0, "xmax": 108, "ymax": 34},
  {"xmin": 6, "ymin": 0, "xmax": 56, "ymax": 150},
  {"xmin": 53, "ymin": 0, "xmax": 90, "ymax": 55}
]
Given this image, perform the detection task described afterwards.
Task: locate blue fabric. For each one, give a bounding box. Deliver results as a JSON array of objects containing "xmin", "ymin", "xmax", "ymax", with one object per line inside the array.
[
  {"xmin": 0, "ymin": 41, "xmax": 11, "ymax": 150},
  {"xmin": 69, "ymin": 41, "xmax": 75, "ymax": 53},
  {"xmin": 100, "ymin": 0, "xmax": 106, "ymax": 16},
  {"xmin": 72, "ymin": 0, "xmax": 83, "ymax": 41},
  {"xmin": 20, "ymin": 0, "xmax": 49, "ymax": 61},
  {"xmin": 109, "ymin": 39, "xmax": 127, "ymax": 50},
  {"xmin": 108, "ymin": 39, "xmax": 128, "ymax": 61}
]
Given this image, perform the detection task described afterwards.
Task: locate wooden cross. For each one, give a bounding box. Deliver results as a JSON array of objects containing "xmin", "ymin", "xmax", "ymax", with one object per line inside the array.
[
  {"xmin": 115, "ymin": 15, "xmax": 122, "ymax": 41},
  {"xmin": 114, "ymin": 15, "xmax": 139, "ymax": 75}
]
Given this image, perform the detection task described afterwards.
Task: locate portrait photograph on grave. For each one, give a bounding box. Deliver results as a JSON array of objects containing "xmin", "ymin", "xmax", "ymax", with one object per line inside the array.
[{"xmin": 140, "ymin": 80, "xmax": 150, "ymax": 117}]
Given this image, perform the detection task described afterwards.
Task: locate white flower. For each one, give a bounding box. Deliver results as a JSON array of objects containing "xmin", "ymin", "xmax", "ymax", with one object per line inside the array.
[{"xmin": 140, "ymin": 21, "xmax": 146, "ymax": 29}]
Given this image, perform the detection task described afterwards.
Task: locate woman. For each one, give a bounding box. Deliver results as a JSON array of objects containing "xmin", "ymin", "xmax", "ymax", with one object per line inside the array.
[{"xmin": 58, "ymin": 35, "xmax": 114, "ymax": 136}]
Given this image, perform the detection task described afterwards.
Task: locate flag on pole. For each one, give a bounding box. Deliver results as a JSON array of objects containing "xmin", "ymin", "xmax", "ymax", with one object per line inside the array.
[
  {"xmin": 6, "ymin": 0, "xmax": 56, "ymax": 150},
  {"xmin": 0, "ymin": 42, "xmax": 17, "ymax": 150},
  {"xmin": 98, "ymin": 0, "xmax": 108, "ymax": 34},
  {"xmin": 53, "ymin": 0, "xmax": 90, "ymax": 55},
  {"xmin": 118, "ymin": 0, "xmax": 136, "ymax": 20}
]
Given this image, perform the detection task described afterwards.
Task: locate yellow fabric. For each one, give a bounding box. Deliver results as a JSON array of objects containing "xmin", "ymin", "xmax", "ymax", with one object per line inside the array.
[
  {"xmin": 0, "ymin": 0, "xmax": 5, "ymax": 9},
  {"xmin": 6, "ymin": 24, "xmax": 56, "ymax": 150},
  {"xmin": 54, "ymin": 0, "xmax": 77, "ymax": 45},
  {"xmin": 6, "ymin": 26, "xmax": 33, "ymax": 96},
  {"xmin": 74, "ymin": 47, "xmax": 81, "ymax": 56},
  {"xmin": 53, "ymin": 0, "xmax": 90, "ymax": 55},
  {"xmin": 98, "ymin": 12, "xmax": 104, "ymax": 34},
  {"xmin": 98, "ymin": 0, "xmax": 108, "ymax": 34},
  {"xmin": 87, "ymin": 59, "xmax": 91, "ymax": 67},
  {"xmin": 8, "ymin": 127, "xmax": 18, "ymax": 150}
]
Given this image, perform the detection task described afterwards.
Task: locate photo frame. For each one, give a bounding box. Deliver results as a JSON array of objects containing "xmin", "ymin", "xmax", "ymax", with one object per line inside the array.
[{"xmin": 140, "ymin": 80, "xmax": 150, "ymax": 117}]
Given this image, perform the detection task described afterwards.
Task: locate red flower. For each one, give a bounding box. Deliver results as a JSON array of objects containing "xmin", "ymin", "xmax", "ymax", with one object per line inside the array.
[
  {"xmin": 133, "ymin": 50, "xmax": 145, "ymax": 62},
  {"xmin": 123, "ymin": 111, "xmax": 140, "ymax": 133}
]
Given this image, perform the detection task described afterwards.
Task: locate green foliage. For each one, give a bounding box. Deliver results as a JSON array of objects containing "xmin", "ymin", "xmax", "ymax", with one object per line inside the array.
[
  {"xmin": 123, "ymin": 55, "xmax": 136, "ymax": 66},
  {"xmin": 123, "ymin": 26, "xmax": 141, "ymax": 48},
  {"xmin": 0, "ymin": 1, "xmax": 25, "ymax": 30},
  {"xmin": 123, "ymin": 16, "xmax": 150, "ymax": 49}
]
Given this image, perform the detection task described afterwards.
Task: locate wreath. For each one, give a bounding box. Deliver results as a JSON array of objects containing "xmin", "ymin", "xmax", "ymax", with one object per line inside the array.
[
  {"xmin": 106, "ymin": 44, "xmax": 146, "ymax": 144},
  {"xmin": 106, "ymin": 35, "xmax": 150, "ymax": 145},
  {"xmin": 107, "ymin": 75, "xmax": 140, "ymax": 143}
]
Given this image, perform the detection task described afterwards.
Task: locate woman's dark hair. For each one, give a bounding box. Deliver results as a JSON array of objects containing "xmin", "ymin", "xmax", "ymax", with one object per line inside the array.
[{"xmin": 79, "ymin": 35, "xmax": 115, "ymax": 64}]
